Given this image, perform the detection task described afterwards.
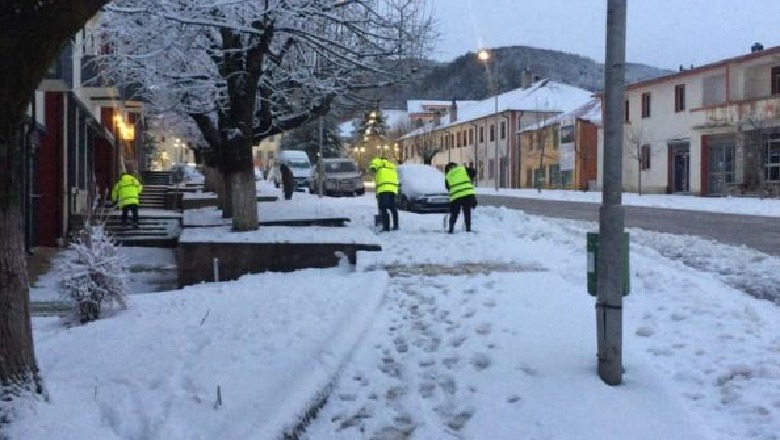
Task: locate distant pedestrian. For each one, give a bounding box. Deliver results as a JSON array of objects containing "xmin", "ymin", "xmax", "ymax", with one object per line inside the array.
[
  {"xmin": 280, "ymin": 162, "xmax": 295, "ymax": 200},
  {"xmin": 444, "ymin": 162, "xmax": 476, "ymax": 234},
  {"xmin": 111, "ymin": 171, "xmax": 143, "ymax": 229},
  {"xmin": 369, "ymin": 156, "xmax": 399, "ymax": 231}
]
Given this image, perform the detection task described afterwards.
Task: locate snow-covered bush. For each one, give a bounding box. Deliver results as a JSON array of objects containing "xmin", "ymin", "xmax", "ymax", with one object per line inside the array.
[{"xmin": 59, "ymin": 223, "xmax": 128, "ymax": 324}]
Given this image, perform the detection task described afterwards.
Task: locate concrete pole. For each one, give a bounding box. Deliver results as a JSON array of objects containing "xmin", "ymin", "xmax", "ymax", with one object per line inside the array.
[
  {"xmin": 318, "ymin": 116, "xmax": 324, "ymax": 198},
  {"xmin": 597, "ymin": 0, "xmax": 627, "ymax": 386}
]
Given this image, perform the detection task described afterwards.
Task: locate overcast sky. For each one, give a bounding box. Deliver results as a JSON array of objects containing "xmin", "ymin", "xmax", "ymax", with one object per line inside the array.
[{"xmin": 429, "ymin": 0, "xmax": 780, "ymax": 69}]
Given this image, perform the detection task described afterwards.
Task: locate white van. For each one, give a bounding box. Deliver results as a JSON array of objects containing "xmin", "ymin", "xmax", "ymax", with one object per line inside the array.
[{"xmin": 271, "ymin": 150, "xmax": 312, "ymax": 191}]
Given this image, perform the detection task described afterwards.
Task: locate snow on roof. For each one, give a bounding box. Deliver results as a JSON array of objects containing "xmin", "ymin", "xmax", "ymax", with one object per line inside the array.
[
  {"xmin": 400, "ymin": 80, "xmax": 594, "ymax": 140},
  {"xmin": 406, "ymin": 100, "xmax": 452, "ymax": 114},
  {"xmin": 520, "ymin": 98, "xmax": 603, "ymax": 133},
  {"xmin": 455, "ymin": 80, "xmax": 594, "ymax": 123}
]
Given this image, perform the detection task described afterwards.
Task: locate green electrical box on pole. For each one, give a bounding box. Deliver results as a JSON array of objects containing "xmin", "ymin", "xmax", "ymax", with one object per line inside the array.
[{"xmin": 587, "ymin": 231, "xmax": 630, "ymax": 296}]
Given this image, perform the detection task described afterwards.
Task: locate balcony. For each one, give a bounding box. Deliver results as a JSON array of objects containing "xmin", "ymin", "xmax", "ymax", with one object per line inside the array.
[{"xmin": 693, "ymin": 95, "xmax": 780, "ymax": 130}]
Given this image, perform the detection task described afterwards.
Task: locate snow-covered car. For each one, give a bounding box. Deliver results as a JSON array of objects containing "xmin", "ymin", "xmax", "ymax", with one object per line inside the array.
[{"xmin": 396, "ymin": 164, "xmax": 450, "ymax": 213}]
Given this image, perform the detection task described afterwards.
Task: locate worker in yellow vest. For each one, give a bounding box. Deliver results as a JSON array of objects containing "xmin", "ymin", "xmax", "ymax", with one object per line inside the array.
[
  {"xmin": 111, "ymin": 171, "xmax": 143, "ymax": 229},
  {"xmin": 444, "ymin": 162, "xmax": 477, "ymax": 234},
  {"xmin": 368, "ymin": 157, "xmax": 399, "ymax": 231}
]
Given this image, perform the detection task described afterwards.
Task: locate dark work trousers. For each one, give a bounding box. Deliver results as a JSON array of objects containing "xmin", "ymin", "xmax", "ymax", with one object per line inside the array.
[
  {"xmin": 121, "ymin": 204, "xmax": 139, "ymax": 227},
  {"xmin": 377, "ymin": 192, "xmax": 399, "ymax": 231},
  {"xmin": 448, "ymin": 194, "xmax": 475, "ymax": 233}
]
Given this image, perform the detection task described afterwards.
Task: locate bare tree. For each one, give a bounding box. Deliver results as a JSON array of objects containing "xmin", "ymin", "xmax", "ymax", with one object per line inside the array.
[
  {"xmin": 741, "ymin": 110, "xmax": 773, "ymax": 197},
  {"xmin": 626, "ymin": 125, "xmax": 656, "ymax": 196},
  {"xmin": 97, "ymin": 0, "xmax": 434, "ymax": 231},
  {"xmin": 1, "ymin": 0, "xmax": 112, "ymax": 419}
]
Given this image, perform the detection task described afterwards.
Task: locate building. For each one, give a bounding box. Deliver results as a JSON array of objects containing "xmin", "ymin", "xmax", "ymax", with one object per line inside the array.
[
  {"xmin": 518, "ymin": 99, "xmax": 601, "ymax": 190},
  {"xmin": 399, "ymin": 80, "xmax": 594, "ymax": 188},
  {"xmin": 23, "ymin": 18, "xmax": 144, "ymax": 249},
  {"xmin": 252, "ymin": 134, "xmax": 282, "ymax": 176},
  {"xmin": 607, "ymin": 44, "xmax": 780, "ymax": 195}
]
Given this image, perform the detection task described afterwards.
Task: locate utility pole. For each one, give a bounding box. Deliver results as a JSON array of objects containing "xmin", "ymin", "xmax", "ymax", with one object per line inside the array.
[
  {"xmin": 318, "ymin": 116, "xmax": 324, "ymax": 198},
  {"xmin": 597, "ymin": 0, "xmax": 627, "ymax": 385},
  {"xmin": 494, "ymin": 95, "xmax": 500, "ymax": 191}
]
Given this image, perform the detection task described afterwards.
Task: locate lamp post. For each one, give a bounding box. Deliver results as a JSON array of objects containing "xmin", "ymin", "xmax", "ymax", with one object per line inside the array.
[
  {"xmin": 174, "ymin": 138, "xmax": 183, "ymax": 164},
  {"xmin": 478, "ymin": 48, "xmax": 500, "ymax": 192}
]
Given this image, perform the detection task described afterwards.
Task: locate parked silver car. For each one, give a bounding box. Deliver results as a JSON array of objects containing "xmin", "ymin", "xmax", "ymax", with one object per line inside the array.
[
  {"xmin": 310, "ymin": 158, "xmax": 366, "ymax": 196},
  {"xmin": 396, "ymin": 164, "xmax": 450, "ymax": 212}
]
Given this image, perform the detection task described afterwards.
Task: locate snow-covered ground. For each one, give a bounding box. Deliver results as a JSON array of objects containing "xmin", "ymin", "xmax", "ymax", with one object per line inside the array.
[{"xmin": 9, "ymin": 183, "xmax": 780, "ymax": 440}]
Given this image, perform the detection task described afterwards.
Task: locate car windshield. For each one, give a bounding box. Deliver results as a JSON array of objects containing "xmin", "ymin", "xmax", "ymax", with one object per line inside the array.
[
  {"xmin": 325, "ymin": 161, "xmax": 357, "ymax": 172},
  {"xmin": 288, "ymin": 160, "xmax": 310, "ymax": 168}
]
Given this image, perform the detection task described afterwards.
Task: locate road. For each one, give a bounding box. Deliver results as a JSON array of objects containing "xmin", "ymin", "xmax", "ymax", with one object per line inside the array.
[{"xmin": 479, "ymin": 194, "xmax": 780, "ymax": 257}]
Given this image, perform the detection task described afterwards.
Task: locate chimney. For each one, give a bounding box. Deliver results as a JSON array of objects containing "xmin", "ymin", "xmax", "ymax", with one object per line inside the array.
[
  {"xmin": 449, "ymin": 97, "xmax": 458, "ymax": 123},
  {"xmin": 751, "ymin": 42, "xmax": 764, "ymax": 53}
]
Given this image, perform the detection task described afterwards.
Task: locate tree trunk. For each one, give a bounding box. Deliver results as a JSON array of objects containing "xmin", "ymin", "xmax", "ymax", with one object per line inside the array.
[
  {"xmin": 0, "ymin": 1, "xmax": 110, "ymax": 418},
  {"xmin": 221, "ymin": 171, "xmax": 232, "ymax": 218},
  {"xmin": 228, "ymin": 169, "xmax": 258, "ymax": 231},
  {"xmin": 222, "ymin": 138, "xmax": 257, "ymax": 230},
  {"xmin": 203, "ymin": 165, "xmax": 218, "ymax": 194},
  {"xmin": 638, "ymin": 159, "xmax": 643, "ymax": 196},
  {"xmin": 0, "ymin": 131, "xmax": 44, "ymax": 418}
]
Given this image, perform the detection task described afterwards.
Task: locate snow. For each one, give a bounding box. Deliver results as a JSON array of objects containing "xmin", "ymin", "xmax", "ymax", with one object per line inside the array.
[
  {"xmin": 397, "ymin": 164, "xmax": 448, "ymax": 195},
  {"xmin": 453, "ymin": 80, "xmax": 594, "ymax": 126},
  {"xmin": 10, "ymin": 186, "xmax": 780, "ymax": 440},
  {"xmin": 401, "ymin": 80, "xmax": 594, "ymax": 139}
]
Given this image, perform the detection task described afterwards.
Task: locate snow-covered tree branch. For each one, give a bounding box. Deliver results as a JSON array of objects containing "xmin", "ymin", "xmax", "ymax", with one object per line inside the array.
[{"xmin": 95, "ymin": 0, "xmax": 434, "ymax": 230}]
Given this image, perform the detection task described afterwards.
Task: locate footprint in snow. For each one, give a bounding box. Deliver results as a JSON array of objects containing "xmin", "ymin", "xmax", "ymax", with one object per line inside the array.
[{"xmin": 470, "ymin": 353, "xmax": 492, "ymax": 371}]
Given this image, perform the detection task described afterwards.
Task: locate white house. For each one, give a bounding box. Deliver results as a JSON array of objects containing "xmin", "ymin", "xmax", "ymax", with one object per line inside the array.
[{"xmin": 604, "ymin": 44, "xmax": 780, "ymax": 195}]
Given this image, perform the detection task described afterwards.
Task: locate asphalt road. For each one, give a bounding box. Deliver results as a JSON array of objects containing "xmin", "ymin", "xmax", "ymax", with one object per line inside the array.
[{"xmin": 478, "ymin": 194, "xmax": 780, "ymax": 257}]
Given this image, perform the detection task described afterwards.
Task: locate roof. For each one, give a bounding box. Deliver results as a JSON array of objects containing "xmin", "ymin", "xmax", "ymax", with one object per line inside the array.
[
  {"xmin": 520, "ymin": 98, "xmax": 603, "ymax": 133},
  {"xmin": 406, "ymin": 100, "xmax": 452, "ymax": 114},
  {"xmin": 400, "ymin": 80, "xmax": 594, "ymax": 139},
  {"xmin": 625, "ymin": 45, "xmax": 780, "ymax": 91}
]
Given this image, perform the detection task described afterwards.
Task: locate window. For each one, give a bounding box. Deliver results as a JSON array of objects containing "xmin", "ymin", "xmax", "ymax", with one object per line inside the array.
[
  {"xmin": 765, "ymin": 133, "xmax": 780, "ymax": 181},
  {"xmin": 674, "ymin": 84, "xmax": 686, "ymax": 112},
  {"xmin": 703, "ymin": 74, "xmax": 726, "ymax": 105},
  {"xmin": 641, "ymin": 93, "xmax": 651, "ymax": 118},
  {"xmin": 500, "ymin": 121, "xmax": 506, "ymax": 140},
  {"xmin": 469, "ymin": 128, "xmax": 474, "ymax": 145},
  {"xmin": 479, "ymin": 126, "xmax": 484, "ymax": 143},
  {"xmin": 489, "ymin": 125, "xmax": 495, "ymax": 142},
  {"xmin": 488, "ymin": 158, "xmax": 495, "ymax": 179},
  {"xmin": 640, "ymin": 144, "xmax": 651, "ymax": 170},
  {"xmin": 456, "ymin": 131, "xmax": 462, "ymax": 148},
  {"xmin": 624, "ymin": 99, "xmax": 630, "ymax": 122},
  {"xmin": 478, "ymin": 159, "xmax": 484, "ymax": 180},
  {"xmin": 526, "ymin": 169, "xmax": 533, "ymax": 187},
  {"xmin": 552, "ymin": 128, "xmax": 559, "ymax": 150},
  {"xmin": 772, "ymin": 67, "xmax": 780, "ymax": 95}
]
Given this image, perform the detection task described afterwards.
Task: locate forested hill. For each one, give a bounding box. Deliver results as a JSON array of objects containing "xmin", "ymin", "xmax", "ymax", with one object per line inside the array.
[{"xmin": 380, "ymin": 45, "xmax": 673, "ymax": 107}]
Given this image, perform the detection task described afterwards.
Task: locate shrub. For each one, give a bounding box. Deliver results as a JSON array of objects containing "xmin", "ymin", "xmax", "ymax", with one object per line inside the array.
[{"xmin": 59, "ymin": 222, "xmax": 128, "ymax": 324}]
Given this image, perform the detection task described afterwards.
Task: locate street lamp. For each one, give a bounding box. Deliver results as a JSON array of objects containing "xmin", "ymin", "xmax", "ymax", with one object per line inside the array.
[
  {"xmin": 173, "ymin": 138, "xmax": 184, "ymax": 165},
  {"xmin": 478, "ymin": 48, "xmax": 500, "ymax": 191}
]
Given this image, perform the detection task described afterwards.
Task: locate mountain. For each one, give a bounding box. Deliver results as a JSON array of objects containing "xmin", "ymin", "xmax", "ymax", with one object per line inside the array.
[{"xmin": 377, "ymin": 45, "xmax": 673, "ymax": 108}]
